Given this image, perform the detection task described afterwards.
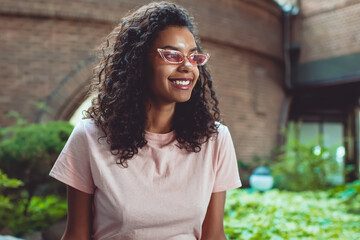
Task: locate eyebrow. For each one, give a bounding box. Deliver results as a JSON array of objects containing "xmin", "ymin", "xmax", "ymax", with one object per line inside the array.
[{"xmin": 160, "ymin": 45, "xmax": 198, "ymax": 52}]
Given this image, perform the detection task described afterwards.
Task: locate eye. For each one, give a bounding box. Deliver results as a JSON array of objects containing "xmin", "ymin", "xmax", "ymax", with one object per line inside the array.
[
  {"xmin": 163, "ymin": 51, "xmax": 183, "ymax": 62},
  {"xmin": 192, "ymin": 54, "xmax": 206, "ymax": 62},
  {"xmin": 187, "ymin": 53, "xmax": 209, "ymax": 66}
]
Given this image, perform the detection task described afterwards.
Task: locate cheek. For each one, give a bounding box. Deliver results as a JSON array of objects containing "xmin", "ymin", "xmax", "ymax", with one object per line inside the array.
[
  {"xmin": 152, "ymin": 65, "xmax": 176, "ymax": 82},
  {"xmin": 194, "ymin": 67, "xmax": 200, "ymax": 81}
]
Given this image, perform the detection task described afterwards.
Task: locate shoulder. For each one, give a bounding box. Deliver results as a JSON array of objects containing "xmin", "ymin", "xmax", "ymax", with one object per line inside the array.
[
  {"xmin": 64, "ymin": 118, "xmax": 106, "ymax": 153},
  {"xmin": 74, "ymin": 118, "xmax": 99, "ymax": 133},
  {"xmin": 214, "ymin": 121, "xmax": 231, "ymax": 139},
  {"xmin": 213, "ymin": 122, "xmax": 235, "ymax": 150},
  {"xmin": 69, "ymin": 118, "xmax": 102, "ymax": 141},
  {"xmin": 205, "ymin": 122, "xmax": 232, "ymax": 148}
]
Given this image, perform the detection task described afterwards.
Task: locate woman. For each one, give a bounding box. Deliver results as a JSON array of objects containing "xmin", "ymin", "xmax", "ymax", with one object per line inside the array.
[{"xmin": 50, "ymin": 2, "xmax": 241, "ymax": 239}]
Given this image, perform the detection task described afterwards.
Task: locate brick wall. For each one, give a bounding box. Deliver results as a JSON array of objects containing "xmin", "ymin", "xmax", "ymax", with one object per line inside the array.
[
  {"xmin": 0, "ymin": 15, "xmax": 112, "ymax": 124},
  {"xmin": 298, "ymin": 0, "xmax": 360, "ymax": 63},
  {"xmin": 205, "ymin": 41, "xmax": 284, "ymax": 161},
  {"xmin": 0, "ymin": 0, "xmax": 284, "ymax": 165}
]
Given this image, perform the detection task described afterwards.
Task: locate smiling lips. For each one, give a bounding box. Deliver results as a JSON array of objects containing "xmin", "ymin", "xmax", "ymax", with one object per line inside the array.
[{"xmin": 168, "ymin": 78, "xmax": 193, "ymax": 90}]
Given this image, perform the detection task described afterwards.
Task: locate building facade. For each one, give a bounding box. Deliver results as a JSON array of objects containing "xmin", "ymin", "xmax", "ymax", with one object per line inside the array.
[{"xmin": 290, "ymin": 0, "xmax": 360, "ymax": 181}]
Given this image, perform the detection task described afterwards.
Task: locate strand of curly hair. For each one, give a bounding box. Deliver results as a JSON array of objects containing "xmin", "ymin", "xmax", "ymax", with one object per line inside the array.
[{"xmin": 85, "ymin": 2, "xmax": 221, "ymax": 167}]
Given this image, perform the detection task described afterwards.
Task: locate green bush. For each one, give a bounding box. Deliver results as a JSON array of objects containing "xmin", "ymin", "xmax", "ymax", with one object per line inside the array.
[
  {"xmin": 269, "ymin": 125, "xmax": 340, "ymax": 191},
  {"xmin": 0, "ymin": 169, "xmax": 24, "ymax": 230},
  {"xmin": 0, "ymin": 119, "xmax": 73, "ymax": 236},
  {"xmin": 0, "ymin": 169, "xmax": 23, "ymax": 190},
  {"xmin": 0, "ymin": 121, "xmax": 73, "ymax": 199},
  {"xmin": 224, "ymin": 184, "xmax": 360, "ymax": 240},
  {"xmin": 4, "ymin": 195, "xmax": 67, "ymax": 236}
]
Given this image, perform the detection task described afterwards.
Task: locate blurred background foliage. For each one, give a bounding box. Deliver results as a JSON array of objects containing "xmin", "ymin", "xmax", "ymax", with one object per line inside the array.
[
  {"xmin": 270, "ymin": 127, "xmax": 341, "ymax": 191},
  {"xmin": 224, "ymin": 182, "xmax": 360, "ymax": 239},
  {"xmin": 0, "ymin": 112, "xmax": 72, "ymax": 236}
]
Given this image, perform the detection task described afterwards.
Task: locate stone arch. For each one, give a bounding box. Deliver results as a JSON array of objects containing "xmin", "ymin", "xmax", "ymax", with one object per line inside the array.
[{"xmin": 37, "ymin": 56, "xmax": 97, "ymax": 123}]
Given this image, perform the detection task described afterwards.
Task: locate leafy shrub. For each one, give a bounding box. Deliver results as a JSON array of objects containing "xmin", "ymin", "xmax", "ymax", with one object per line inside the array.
[
  {"xmin": 4, "ymin": 195, "xmax": 67, "ymax": 236},
  {"xmin": 224, "ymin": 184, "xmax": 360, "ymax": 239},
  {"xmin": 0, "ymin": 121, "xmax": 73, "ymax": 200},
  {"xmin": 0, "ymin": 169, "xmax": 23, "ymax": 190},
  {"xmin": 0, "ymin": 119, "xmax": 73, "ymax": 236},
  {"xmin": 269, "ymin": 125, "xmax": 340, "ymax": 191},
  {"xmin": 0, "ymin": 169, "xmax": 24, "ymax": 230}
]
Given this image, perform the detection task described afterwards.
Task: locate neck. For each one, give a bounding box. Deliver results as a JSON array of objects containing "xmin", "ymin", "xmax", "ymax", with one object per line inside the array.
[{"xmin": 145, "ymin": 102, "xmax": 176, "ymax": 134}]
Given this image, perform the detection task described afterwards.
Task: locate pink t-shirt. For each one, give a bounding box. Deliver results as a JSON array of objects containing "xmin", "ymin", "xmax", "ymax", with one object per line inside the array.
[{"xmin": 50, "ymin": 119, "xmax": 241, "ymax": 240}]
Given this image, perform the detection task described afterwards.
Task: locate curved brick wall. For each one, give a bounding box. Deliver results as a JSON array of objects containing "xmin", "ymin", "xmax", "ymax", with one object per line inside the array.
[
  {"xmin": 0, "ymin": 0, "xmax": 284, "ymax": 164},
  {"xmin": 299, "ymin": 0, "xmax": 360, "ymax": 63}
]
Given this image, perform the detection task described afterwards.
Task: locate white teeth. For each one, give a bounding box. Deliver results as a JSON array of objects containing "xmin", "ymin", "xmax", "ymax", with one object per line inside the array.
[{"xmin": 174, "ymin": 80, "xmax": 190, "ymax": 85}]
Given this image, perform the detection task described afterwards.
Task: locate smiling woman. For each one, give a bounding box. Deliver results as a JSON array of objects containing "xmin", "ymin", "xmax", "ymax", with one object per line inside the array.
[
  {"xmin": 146, "ymin": 26, "xmax": 201, "ymax": 106},
  {"xmin": 49, "ymin": 2, "xmax": 241, "ymax": 240}
]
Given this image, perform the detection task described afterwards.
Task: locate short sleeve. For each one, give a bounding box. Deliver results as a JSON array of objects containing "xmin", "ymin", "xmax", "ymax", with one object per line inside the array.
[
  {"xmin": 49, "ymin": 120, "xmax": 95, "ymax": 194},
  {"xmin": 212, "ymin": 125, "xmax": 242, "ymax": 193}
]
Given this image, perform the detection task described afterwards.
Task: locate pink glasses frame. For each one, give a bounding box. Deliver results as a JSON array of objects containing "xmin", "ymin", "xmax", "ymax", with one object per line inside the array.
[{"xmin": 157, "ymin": 48, "xmax": 210, "ymax": 66}]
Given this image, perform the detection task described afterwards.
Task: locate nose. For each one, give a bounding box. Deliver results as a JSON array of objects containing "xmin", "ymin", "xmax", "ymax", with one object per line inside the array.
[{"xmin": 178, "ymin": 56, "xmax": 194, "ymax": 72}]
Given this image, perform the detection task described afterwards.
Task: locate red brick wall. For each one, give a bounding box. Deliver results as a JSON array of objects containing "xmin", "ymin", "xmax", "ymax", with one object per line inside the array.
[
  {"xmin": 0, "ymin": 0, "xmax": 285, "ymax": 164},
  {"xmin": 205, "ymin": 41, "xmax": 284, "ymax": 161},
  {"xmin": 0, "ymin": 15, "xmax": 112, "ymax": 123},
  {"xmin": 298, "ymin": 0, "xmax": 360, "ymax": 63}
]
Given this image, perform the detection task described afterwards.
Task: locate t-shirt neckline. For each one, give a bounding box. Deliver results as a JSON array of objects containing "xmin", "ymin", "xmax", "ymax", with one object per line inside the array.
[{"xmin": 144, "ymin": 130, "xmax": 176, "ymax": 144}]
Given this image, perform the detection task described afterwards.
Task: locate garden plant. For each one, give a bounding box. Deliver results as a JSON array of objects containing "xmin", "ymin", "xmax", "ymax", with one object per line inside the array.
[
  {"xmin": 0, "ymin": 115, "xmax": 72, "ymax": 236},
  {"xmin": 227, "ymin": 123, "xmax": 359, "ymax": 239}
]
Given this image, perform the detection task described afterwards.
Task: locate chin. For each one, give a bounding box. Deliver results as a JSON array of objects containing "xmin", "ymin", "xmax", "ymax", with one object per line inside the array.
[{"xmin": 175, "ymin": 95, "xmax": 192, "ymax": 103}]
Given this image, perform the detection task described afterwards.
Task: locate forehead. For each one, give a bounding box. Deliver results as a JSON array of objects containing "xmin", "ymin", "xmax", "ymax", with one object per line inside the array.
[{"xmin": 151, "ymin": 26, "xmax": 196, "ymax": 50}]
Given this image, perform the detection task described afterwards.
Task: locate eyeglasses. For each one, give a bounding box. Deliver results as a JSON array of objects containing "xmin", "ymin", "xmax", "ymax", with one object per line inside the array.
[{"xmin": 157, "ymin": 48, "xmax": 210, "ymax": 66}]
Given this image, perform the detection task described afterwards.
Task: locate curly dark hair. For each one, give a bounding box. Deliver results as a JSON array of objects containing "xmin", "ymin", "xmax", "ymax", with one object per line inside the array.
[{"xmin": 86, "ymin": 1, "xmax": 221, "ymax": 167}]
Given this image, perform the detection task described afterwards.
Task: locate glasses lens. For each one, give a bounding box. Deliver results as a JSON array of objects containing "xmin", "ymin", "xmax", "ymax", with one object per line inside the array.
[
  {"xmin": 163, "ymin": 50, "xmax": 183, "ymax": 63},
  {"xmin": 191, "ymin": 54, "xmax": 208, "ymax": 66}
]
